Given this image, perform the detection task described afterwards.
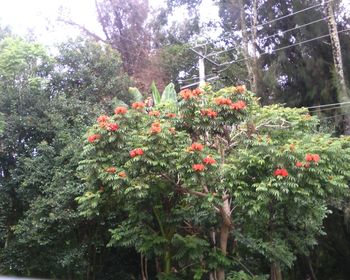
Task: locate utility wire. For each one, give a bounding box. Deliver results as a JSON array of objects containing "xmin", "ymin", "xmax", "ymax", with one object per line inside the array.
[
  {"xmin": 180, "ymin": 75, "xmax": 220, "ymax": 90},
  {"xmin": 255, "ymin": 0, "xmax": 333, "ymax": 29},
  {"xmin": 181, "ymin": 1, "xmax": 336, "ymax": 85},
  {"xmin": 305, "ymin": 101, "xmax": 350, "ymax": 110},
  {"xmin": 180, "ymin": 73, "xmax": 217, "ymax": 83},
  {"xmin": 214, "ymin": 16, "xmax": 330, "ymax": 50},
  {"xmin": 319, "ymin": 112, "xmax": 350, "ymax": 121},
  {"xmin": 308, "ymin": 104, "xmax": 350, "ymax": 113},
  {"xmin": 206, "ymin": 47, "xmax": 237, "ymax": 58},
  {"xmin": 204, "ymin": 17, "xmax": 330, "ymax": 60},
  {"xmin": 193, "ymin": 0, "xmax": 333, "ymax": 48},
  {"xmin": 181, "ymin": 1, "xmax": 343, "ymax": 88},
  {"xmin": 260, "ymin": 17, "xmax": 330, "ymax": 41},
  {"xmin": 219, "ymin": 27, "xmax": 350, "ymax": 68},
  {"xmin": 189, "ymin": 47, "xmax": 220, "ymax": 66}
]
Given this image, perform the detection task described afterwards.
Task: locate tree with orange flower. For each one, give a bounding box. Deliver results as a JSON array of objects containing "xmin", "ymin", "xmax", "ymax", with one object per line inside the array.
[{"xmin": 78, "ymin": 85, "xmax": 350, "ymax": 280}]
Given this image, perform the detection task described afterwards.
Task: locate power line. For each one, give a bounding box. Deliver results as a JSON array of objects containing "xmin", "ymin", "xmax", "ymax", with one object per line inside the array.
[
  {"xmin": 205, "ymin": 17, "xmax": 329, "ymax": 61},
  {"xmin": 319, "ymin": 112, "xmax": 350, "ymax": 121},
  {"xmin": 180, "ymin": 75, "xmax": 220, "ymax": 90},
  {"xmin": 204, "ymin": 16, "xmax": 330, "ymax": 61},
  {"xmin": 305, "ymin": 101, "xmax": 350, "ymax": 110},
  {"xmin": 308, "ymin": 103, "xmax": 350, "ymax": 112},
  {"xmin": 256, "ymin": 0, "xmax": 333, "ymax": 29},
  {"xmin": 206, "ymin": 47, "xmax": 237, "ymax": 58},
  {"xmin": 261, "ymin": 17, "xmax": 330, "ymax": 41},
  {"xmin": 189, "ymin": 47, "xmax": 220, "ymax": 67},
  {"xmin": 181, "ymin": 1, "xmax": 342, "ymax": 88},
  {"xmin": 219, "ymin": 27, "xmax": 350, "ymax": 68},
  {"xmin": 193, "ymin": 0, "xmax": 333, "ymax": 49}
]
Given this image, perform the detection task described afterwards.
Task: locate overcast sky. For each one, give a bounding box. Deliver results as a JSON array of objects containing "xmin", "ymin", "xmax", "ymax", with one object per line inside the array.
[{"xmin": 0, "ymin": 0, "xmax": 348, "ymax": 47}]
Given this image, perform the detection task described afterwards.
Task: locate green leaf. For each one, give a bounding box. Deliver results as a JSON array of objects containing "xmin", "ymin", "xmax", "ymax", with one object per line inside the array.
[
  {"xmin": 129, "ymin": 87, "xmax": 143, "ymax": 102},
  {"xmin": 151, "ymin": 81, "xmax": 161, "ymax": 105},
  {"xmin": 161, "ymin": 83, "xmax": 177, "ymax": 105}
]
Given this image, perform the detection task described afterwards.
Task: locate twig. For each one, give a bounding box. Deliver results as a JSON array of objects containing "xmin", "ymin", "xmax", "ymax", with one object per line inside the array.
[{"xmin": 59, "ymin": 18, "xmax": 107, "ymax": 43}]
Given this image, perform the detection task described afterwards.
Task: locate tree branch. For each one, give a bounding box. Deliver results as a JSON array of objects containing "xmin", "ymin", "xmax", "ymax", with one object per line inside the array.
[
  {"xmin": 160, "ymin": 174, "xmax": 221, "ymax": 213},
  {"xmin": 59, "ymin": 18, "xmax": 107, "ymax": 43}
]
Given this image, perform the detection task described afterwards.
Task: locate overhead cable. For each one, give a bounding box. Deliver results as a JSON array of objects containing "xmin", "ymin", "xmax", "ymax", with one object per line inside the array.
[
  {"xmin": 193, "ymin": 0, "xmax": 333, "ymax": 48},
  {"xmin": 305, "ymin": 101, "xmax": 350, "ymax": 110},
  {"xmin": 256, "ymin": 0, "xmax": 333, "ymax": 29},
  {"xmin": 219, "ymin": 28, "xmax": 350, "ymax": 67}
]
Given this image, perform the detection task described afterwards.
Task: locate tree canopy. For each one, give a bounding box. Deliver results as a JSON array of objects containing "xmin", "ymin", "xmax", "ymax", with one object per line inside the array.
[{"xmin": 0, "ymin": 1, "xmax": 350, "ymax": 279}]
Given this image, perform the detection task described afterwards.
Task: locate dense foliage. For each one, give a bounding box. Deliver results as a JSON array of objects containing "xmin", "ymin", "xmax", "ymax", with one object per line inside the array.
[
  {"xmin": 0, "ymin": 0, "xmax": 349, "ymax": 279},
  {"xmin": 0, "ymin": 37, "xmax": 134, "ymax": 279},
  {"xmin": 78, "ymin": 86, "xmax": 350, "ymax": 279}
]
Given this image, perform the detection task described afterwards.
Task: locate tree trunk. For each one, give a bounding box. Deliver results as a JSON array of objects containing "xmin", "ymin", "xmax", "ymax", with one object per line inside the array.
[
  {"xmin": 306, "ymin": 255, "xmax": 317, "ymax": 280},
  {"xmin": 238, "ymin": 0, "xmax": 253, "ymax": 88},
  {"xmin": 210, "ymin": 228, "xmax": 218, "ymax": 280},
  {"xmin": 164, "ymin": 249, "xmax": 171, "ymax": 274},
  {"xmin": 217, "ymin": 199, "xmax": 232, "ymax": 280},
  {"xmin": 325, "ymin": 1, "xmax": 350, "ymax": 134},
  {"xmin": 250, "ymin": 0, "xmax": 260, "ymax": 95},
  {"xmin": 271, "ymin": 262, "xmax": 283, "ymax": 280},
  {"xmin": 238, "ymin": 0, "xmax": 260, "ymax": 95},
  {"xmin": 141, "ymin": 254, "xmax": 147, "ymax": 280}
]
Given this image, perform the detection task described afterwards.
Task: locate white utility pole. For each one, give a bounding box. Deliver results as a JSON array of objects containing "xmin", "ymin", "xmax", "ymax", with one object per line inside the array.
[{"xmin": 198, "ymin": 52, "xmax": 206, "ymax": 86}]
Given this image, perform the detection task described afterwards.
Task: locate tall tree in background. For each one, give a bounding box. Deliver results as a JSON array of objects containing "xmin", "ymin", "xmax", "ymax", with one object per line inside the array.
[
  {"xmin": 94, "ymin": 0, "xmax": 153, "ymax": 90},
  {"xmin": 0, "ymin": 38, "xmax": 53, "ymax": 254},
  {"xmin": 0, "ymin": 36, "xmax": 140, "ymax": 279},
  {"xmin": 237, "ymin": 0, "xmax": 260, "ymax": 95},
  {"xmin": 325, "ymin": 0, "xmax": 350, "ymax": 134}
]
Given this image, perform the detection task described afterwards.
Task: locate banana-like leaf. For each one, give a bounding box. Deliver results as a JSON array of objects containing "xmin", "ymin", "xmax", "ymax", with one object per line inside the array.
[
  {"xmin": 128, "ymin": 87, "xmax": 143, "ymax": 102},
  {"xmin": 161, "ymin": 83, "xmax": 177, "ymax": 105},
  {"xmin": 151, "ymin": 81, "xmax": 161, "ymax": 106}
]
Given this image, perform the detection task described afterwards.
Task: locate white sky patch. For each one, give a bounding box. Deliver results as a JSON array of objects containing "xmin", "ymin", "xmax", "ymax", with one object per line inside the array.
[
  {"xmin": 0, "ymin": 0, "xmax": 349, "ymax": 47},
  {"xmin": 149, "ymin": 0, "xmax": 166, "ymax": 9},
  {"xmin": 199, "ymin": 0, "xmax": 219, "ymax": 23},
  {"xmin": 0, "ymin": 0, "xmax": 101, "ymax": 46}
]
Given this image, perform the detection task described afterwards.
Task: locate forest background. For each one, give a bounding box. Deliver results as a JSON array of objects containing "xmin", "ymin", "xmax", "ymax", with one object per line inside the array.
[{"xmin": 0, "ymin": 0, "xmax": 350, "ymax": 279}]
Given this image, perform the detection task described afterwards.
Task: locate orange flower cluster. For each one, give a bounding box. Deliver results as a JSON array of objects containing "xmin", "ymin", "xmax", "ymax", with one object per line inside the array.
[
  {"xmin": 214, "ymin": 97, "xmax": 232, "ymax": 106},
  {"xmin": 106, "ymin": 167, "xmax": 116, "ymax": 173},
  {"xmin": 106, "ymin": 123, "xmax": 119, "ymax": 131},
  {"xmin": 97, "ymin": 115, "xmax": 110, "ymax": 128},
  {"xmin": 130, "ymin": 148, "xmax": 144, "ymax": 158},
  {"xmin": 192, "ymin": 164, "xmax": 205, "ymax": 172},
  {"xmin": 236, "ymin": 85, "xmax": 246, "ymax": 93},
  {"xmin": 151, "ymin": 122, "xmax": 161, "ymax": 134},
  {"xmin": 168, "ymin": 127, "xmax": 176, "ymax": 134},
  {"xmin": 305, "ymin": 154, "xmax": 320, "ymax": 162},
  {"xmin": 296, "ymin": 162, "xmax": 312, "ymax": 169},
  {"xmin": 230, "ymin": 100, "xmax": 246, "ymax": 110},
  {"xmin": 97, "ymin": 115, "xmax": 119, "ymax": 131},
  {"xmin": 274, "ymin": 168, "xmax": 289, "ymax": 177},
  {"xmin": 166, "ymin": 113, "xmax": 176, "ymax": 118},
  {"xmin": 118, "ymin": 171, "xmax": 127, "ymax": 178},
  {"xmin": 295, "ymin": 154, "xmax": 320, "ymax": 169},
  {"xmin": 131, "ymin": 102, "xmax": 145, "ymax": 109},
  {"xmin": 203, "ymin": 156, "xmax": 216, "ymax": 165},
  {"xmin": 180, "ymin": 88, "xmax": 203, "ymax": 100},
  {"xmin": 201, "ymin": 108, "xmax": 218, "ymax": 118},
  {"xmin": 114, "ymin": 106, "xmax": 128, "ymax": 115},
  {"xmin": 149, "ymin": 110, "xmax": 160, "ymax": 117},
  {"xmin": 88, "ymin": 134, "xmax": 101, "ymax": 143},
  {"xmin": 97, "ymin": 115, "xmax": 109, "ymax": 123},
  {"xmin": 189, "ymin": 143, "xmax": 204, "ymax": 151},
  {"xmin": 180, "ymin": 89, "xmax": 193, "ymax": 100},
  {"xmin": 192, "ymin": 88, "xmax": 203, "ymax": 96}
]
